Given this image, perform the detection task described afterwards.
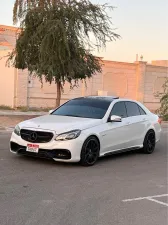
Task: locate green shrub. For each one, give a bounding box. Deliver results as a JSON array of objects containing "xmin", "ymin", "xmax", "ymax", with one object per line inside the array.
[
  {"xmin": 0, "ymin": 105, "xmax": 13, "ymax": 110},
  {"xmin": 157, "ymin": 79, "xmax": 168, "ymax": 120}
]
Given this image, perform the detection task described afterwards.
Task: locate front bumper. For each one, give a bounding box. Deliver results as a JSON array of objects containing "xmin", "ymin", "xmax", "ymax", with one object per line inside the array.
[{"xmin": 10, "ymin": 132, "xmax": 84, "ymax": 162}]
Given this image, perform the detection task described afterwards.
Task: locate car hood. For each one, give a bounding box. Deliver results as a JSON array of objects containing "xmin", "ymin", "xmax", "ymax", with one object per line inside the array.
[{"xmin": 19, "ymin": 115, "xmax": 102, "ymax": 134}]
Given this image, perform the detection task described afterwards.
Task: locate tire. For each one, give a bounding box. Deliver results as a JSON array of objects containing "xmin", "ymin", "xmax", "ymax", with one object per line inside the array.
[
  {"xmin": 142, "ymin": 130, "xmax": 156, "ymax": 154},
  {"xmin": 80, "ymin": 136, "xmax": 100, "ymax": 166}
]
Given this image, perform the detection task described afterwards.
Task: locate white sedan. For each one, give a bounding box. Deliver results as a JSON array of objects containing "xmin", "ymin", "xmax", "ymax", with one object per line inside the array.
[{"xmin": 10, "ymin": 96, "xmax": 162, "ymax": 166}]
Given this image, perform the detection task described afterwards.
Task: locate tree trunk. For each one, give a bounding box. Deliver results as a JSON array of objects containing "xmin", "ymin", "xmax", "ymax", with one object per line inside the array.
[{"xmin": 56, "ymin": 81, "xmax": 61, "ymax": 107}]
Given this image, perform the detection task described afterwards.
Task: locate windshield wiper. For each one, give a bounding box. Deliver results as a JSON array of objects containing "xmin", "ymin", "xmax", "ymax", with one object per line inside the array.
[{"xmin": 64, "ymin": 114, "xmax": 81, "ymax": 118}]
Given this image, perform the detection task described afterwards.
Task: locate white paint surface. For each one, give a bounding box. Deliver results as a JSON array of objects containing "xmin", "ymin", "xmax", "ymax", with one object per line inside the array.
[{"xmin": 123, "ymin": 194, "xmax": 168, "ymax": 207}]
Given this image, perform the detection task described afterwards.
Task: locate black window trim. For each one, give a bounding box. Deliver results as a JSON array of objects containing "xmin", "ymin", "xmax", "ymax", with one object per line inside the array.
[
  {"xmin": 138, "ymin": 105, "xmax": 147, "ymax": 115},
  {"xmin": 123, "ymin": 101, "xmax": 128, "ymax": 117}
]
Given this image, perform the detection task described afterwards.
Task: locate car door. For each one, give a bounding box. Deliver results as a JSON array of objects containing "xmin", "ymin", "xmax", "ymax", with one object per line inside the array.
[
  {"xmin": 124, "ymin": 101, "xmax": 148, "ymax": 147},
  {"xmin": 101, "ymin": 101, "xmax": 131, "ymax": 153}
]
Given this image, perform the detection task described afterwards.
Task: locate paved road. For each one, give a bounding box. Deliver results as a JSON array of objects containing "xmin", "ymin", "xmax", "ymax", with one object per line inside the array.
[{"xmin": 0, "ymin": 128, "xmax": 167, "ymax": 225}]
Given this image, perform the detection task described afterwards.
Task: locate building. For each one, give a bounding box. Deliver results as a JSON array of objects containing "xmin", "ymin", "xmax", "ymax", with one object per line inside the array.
[{"xmin": 0, "ymin": 25, "xmax": 168, "ymax": 111}]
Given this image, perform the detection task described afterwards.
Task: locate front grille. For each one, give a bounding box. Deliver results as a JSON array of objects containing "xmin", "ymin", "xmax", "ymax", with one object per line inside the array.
[
  {"xmin": 20, "ymin": 129, "xmax": 54, "ymax": 143},
  {"xmin": 10, "ymin": 142, "xmax": 71, "ymax": 160}
]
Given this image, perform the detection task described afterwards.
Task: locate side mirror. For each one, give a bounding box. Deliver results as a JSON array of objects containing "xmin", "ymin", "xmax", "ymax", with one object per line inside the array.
[
  {"xmin": 49, "ymin": 109, "xmax": 54, "ymax": 114},
  {"xmin": 110, "ymin": 115, "xmax": 122, "ymax": 122}
]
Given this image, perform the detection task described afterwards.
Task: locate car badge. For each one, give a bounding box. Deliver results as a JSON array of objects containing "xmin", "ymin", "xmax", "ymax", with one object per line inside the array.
[{"xmin": 30, "ymin": 132, "xmax": 38, "ymax": 141}]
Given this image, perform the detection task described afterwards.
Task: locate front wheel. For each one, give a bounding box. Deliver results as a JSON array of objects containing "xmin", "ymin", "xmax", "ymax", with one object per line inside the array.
[
  {"xmin": 80, "ymin": 136, "xmax": 100, "ymax": 166},
  {"xmin": 142, "ymin": 130, "xmax": 156, "ymax": 154}
]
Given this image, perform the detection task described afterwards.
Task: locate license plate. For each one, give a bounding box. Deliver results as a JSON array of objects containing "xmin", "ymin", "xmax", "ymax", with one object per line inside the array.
[{"xmin": 26, "ymin": 144, "xmax": 39, "ymax": 153}]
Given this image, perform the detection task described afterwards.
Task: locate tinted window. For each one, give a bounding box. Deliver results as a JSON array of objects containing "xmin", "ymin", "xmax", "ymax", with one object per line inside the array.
[
  {"xmin": 52, "ymin": 98, "xmax": 111, "ymax": 119},
  {"xmin": 138, "ymin": 106, "xmax": 146, "ymax": 115},
  {"xmin": 125, "ymin": 102, "xmax": 140, "ymax": 117},
  {"xmin": 111, "ymin": 102, "xmax": 127, "ymax": 118}
]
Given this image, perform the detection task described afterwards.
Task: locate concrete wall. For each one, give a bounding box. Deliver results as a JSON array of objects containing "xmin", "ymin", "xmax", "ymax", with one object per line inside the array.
[
  {"xmin": 21, "ymin": 60, "xmax": 138, "ymax": 108},
  {"xmin": 8, "ymin": 60, "xmax": 168, "ymax": 112},
  {"xmin": 0, "ymin": 50, "xmax": 15, "ymax": 107},
  {"xmin": 0, "ymin": 26, "xmax": 18, "ymax": 107},
  {"xmin": 144, "ymin": 64, "xmax": 168, "ymax": 110},
  {"xmin": 152, "ymin": 60, "xmax": 168, "ymax": 67},
  {"xmin": 0, "ymin": 25, "xmax": 168, "ymax": 111},
  {"xmin": 0, "ymin": 26, "xmax": 17, "ymax": 49},
  {"xmin": 102, "ymin": 61, "xmax": 137, "ymax": 99},
  {"xmin": 25, "ymin": 75, "xmax": 84, "ymax": 108},
  {"xmin": 16, "ymin": 69, "xmax": 29, "ymax": 107},
  {"xmin": 17, "ymin": 64, "xmax": 103, "ymax": 108}
]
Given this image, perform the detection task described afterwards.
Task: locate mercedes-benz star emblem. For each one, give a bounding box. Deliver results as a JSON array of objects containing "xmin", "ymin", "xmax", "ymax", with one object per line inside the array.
[{"xmin": 30, "ymin": 132, "xmax": 38, "ymax": 141}]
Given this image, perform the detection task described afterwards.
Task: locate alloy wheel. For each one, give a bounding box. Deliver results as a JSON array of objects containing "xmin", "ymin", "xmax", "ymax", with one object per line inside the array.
[
  {"xmin": 81, "ymin": 137, "xmax": 100, "ymax": 166},
  {"xmin": 143, "ymin": 131, "xmax": 156, "ymax": 154},
  {"xmin": 146, "ymin": 132, "xmax": 155, "ymax": 152}
]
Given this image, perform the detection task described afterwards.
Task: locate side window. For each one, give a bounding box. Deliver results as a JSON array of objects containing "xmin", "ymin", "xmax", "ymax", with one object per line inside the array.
[
  {"xmin": 111, "ymin": 102, "xmax": 127, "ymax": 118},
  {"xmin": 125, "ymin": 102, "xmax": 140, "ymax": 117},
  {"xmin": 138, "ymin": 106, "xmax": 146, "ymax": 115}
]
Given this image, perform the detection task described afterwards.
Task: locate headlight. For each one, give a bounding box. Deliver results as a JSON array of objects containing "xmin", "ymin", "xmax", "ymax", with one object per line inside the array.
[
  {"xmin": 55, "ymin": 130, "xmax": 81, "ymax": 141},
  {"xmin": 14, "ymin": 125, "xmax": 21, "ymax": 136}
]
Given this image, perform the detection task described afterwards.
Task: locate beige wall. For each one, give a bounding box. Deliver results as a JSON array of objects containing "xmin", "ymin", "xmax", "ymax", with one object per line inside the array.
[
  {"xmin": 102, "ymin": 61, "xmax": 137, "ymax": 99},
  {"xmin": 18, "ymin": 61, "xmax": 140, "ymax": 108},
  {"xmin": 17, "ymin": 61, "xmax": 137, "ymax": 108},
  {"xmin": 13, "ymin": 60, "xmax": 168, "ymax": 111},
  {"xmin": 0, "ymin": 50, "xmax": 15, "ymax": 107},
  {"xmin": 0, "ymin": 25, "xmax": 168, "ymax": 111},
  {"xmin": 152, "ymin": 60, "xmax": 168, "ymax": 67},
  {"xmin": 16, "ymin": 69, "xmax": 29, "ymax": 106},
  {"xmin": 25, "ymin": 75, "xmax": 84, "ymax": 108},
  {"xmin": 144, "ymin": 64, "xmax": 168, "ymax": 110}
]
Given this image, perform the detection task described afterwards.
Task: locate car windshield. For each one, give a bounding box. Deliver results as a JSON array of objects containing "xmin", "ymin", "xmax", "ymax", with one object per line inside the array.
[{"xmin": 52, "ymin": 98, "xmax": 111, "ymax": 119}]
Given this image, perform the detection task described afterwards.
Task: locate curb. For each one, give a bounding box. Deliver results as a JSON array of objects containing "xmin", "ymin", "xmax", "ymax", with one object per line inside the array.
[
  {"xmin": 0, "ymin": 127, "xmax": 14, "ymax": 133},
  {"xmin": 0, "ymin": 111, "xmax": 46, "ymax": 116}
]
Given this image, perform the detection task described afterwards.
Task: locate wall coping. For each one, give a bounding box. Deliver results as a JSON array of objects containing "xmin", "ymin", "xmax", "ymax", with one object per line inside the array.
[
  {"xmin": 146, "ymin": 64, "xmax": 168, "ymax": 69},
  {"xmin": 0, "ymin": 24, "xmax": 19, "ymax": 32},
  {"xmin": 103, "ymin": 60, "xmax": 136, "ymax": 66}
]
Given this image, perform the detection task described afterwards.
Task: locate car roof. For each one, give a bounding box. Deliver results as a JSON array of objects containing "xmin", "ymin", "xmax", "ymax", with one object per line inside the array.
[
  {"xmin": 73, "ymin": 96, "xmax": 119, "ymax": 103},
  {"xmin": 71, "ymin": 96, "xmax": 145, "ymax": 106}
]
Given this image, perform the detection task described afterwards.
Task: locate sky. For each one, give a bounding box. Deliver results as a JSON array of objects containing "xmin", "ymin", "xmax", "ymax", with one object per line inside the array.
[{"xmin": 0, "ymin": 0, "xmax": 168, "ymax": 63}]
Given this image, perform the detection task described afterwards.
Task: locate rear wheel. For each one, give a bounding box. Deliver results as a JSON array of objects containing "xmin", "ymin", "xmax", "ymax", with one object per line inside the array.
[
  {"xmin": 143, "ymin": 130, "xmax": 156, "ymax": 154},
  {"xmin": 80, "ymin": 136, "xmax": 100, "ymax": 166}
]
